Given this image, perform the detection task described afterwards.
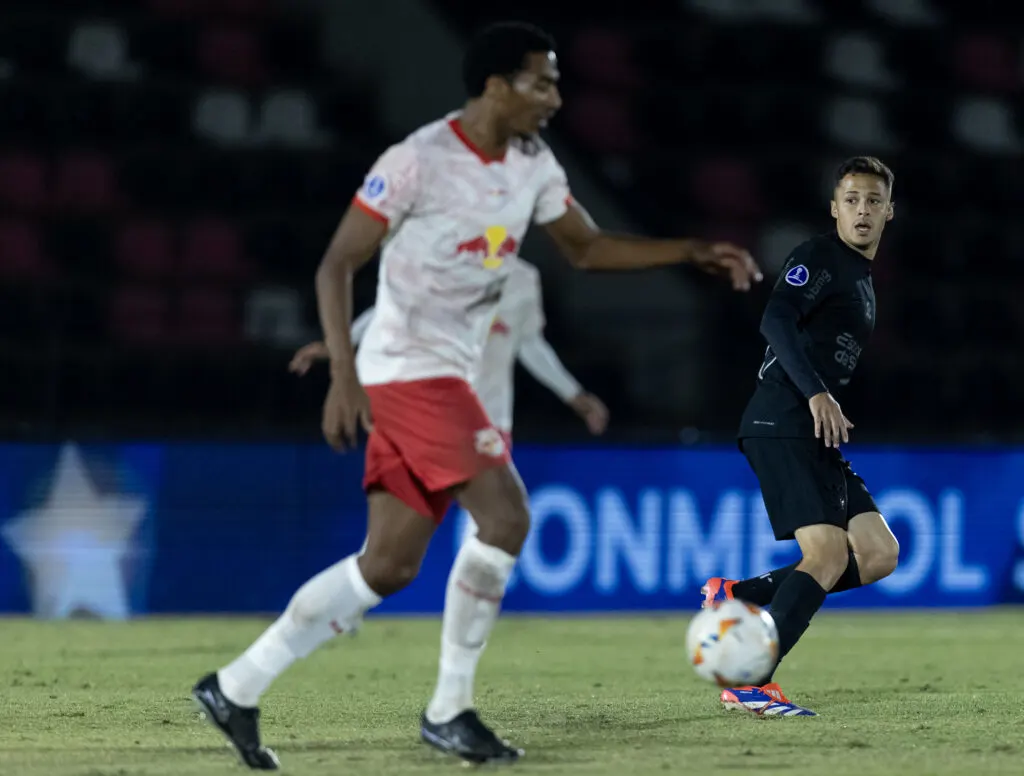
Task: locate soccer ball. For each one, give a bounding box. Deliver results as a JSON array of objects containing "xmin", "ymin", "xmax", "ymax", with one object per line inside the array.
[{"xmin": 686, "ymin": 599, "xmax": 779, "ymax": 687}]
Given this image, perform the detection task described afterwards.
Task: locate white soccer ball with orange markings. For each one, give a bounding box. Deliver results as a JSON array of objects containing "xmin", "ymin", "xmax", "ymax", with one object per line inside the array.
[{"xmin": 686, "ymin": 599, "xmax": 779, "ymax": 687}]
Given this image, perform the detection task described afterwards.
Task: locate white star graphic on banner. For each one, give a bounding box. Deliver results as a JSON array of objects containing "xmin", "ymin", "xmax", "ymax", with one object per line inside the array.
[{"xmin": 1, "ymin": 443, "xmax": 148, "ymax": 620}]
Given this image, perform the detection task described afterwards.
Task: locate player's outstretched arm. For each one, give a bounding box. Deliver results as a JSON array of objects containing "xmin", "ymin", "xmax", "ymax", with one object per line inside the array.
[
  {"xmin": 289, "ymin": 341, "xmax": 329, "ymax": 375},
  {"xmin": 314, "ymin": 205, "xmax": 385, "ymax": 450},
  {"xmin": 288, "ymin": 308, "xmax": 375, "ymax": 376},
  {"xmin": 542, "ymin": 200, "xmax": 762, "ymax": 291},
  {"xmin": 517, "ymin": 336, "xmax": 608, "ymax": 435}
]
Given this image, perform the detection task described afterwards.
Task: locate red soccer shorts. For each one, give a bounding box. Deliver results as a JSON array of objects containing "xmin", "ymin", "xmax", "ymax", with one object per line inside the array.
[{"xmin": 363, "ymin": 377, "xmax": 511, "ymax": 522}]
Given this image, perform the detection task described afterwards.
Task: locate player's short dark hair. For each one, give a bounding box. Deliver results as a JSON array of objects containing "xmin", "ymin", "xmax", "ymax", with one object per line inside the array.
[
  {"xmin": 834, "ymin": 156, "xmax": 894, "ymax": 194},
  {"xmin": 462, "ymin": 21, "xmax": 556, "ymax": 97}
]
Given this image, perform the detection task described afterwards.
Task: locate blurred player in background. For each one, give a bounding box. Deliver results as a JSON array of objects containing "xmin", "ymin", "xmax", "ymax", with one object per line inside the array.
[
  {"xmin": 192, "ymin": 21, "xmax": 760, "ymax": 769},
  {"xmin": 288, "ymin": 255, "xmax": 610, "ymax": 442},
  {"xmin": 703, "ymin": 156, "xmax": 900, "ymax": 717}
]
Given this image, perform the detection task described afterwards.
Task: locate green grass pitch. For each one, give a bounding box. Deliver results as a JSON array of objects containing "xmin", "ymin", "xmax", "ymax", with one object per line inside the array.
[{"xmin": 0, "ymin": 611, "xmax": 1019, "ymax": 775}]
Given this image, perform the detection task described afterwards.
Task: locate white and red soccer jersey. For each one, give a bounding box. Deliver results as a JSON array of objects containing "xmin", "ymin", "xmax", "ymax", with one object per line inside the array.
[
  {"xmin": 476, "ymin": 259, "xmax": 549, "ymax": 431},
  {"xmin": 351, "ymin": 112, "xmax": 571, "ymax": 387},
  {"xmin": 351, "ymin": 257, "xmax": 583, "ymax": 433}
]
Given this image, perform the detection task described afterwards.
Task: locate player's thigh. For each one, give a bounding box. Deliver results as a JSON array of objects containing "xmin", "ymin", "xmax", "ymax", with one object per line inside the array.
[
  {"xmin": 450, "ymin": 463, "xmax": 530, "ymax": 555},
  {"xmin": 359, "ymin": 489, "xmax": 437, "ymax": 592},
  {"xmin": 742, "ymin": 437, "xmax": 848, "ymax": 541}
]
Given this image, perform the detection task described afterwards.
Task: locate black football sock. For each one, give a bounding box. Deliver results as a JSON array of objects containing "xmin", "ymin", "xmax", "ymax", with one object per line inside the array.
[
  {"xmin": 828, "ymin": 551, "xmax": 862, "ymax": 594},
  {"xmin": 733, "ymin": 550, "xmax": 862, "ymax": 607},
  {"xmin": 731, "ymin": 563, "xmax": 798, "ymax": 606},
  {"xmin": 755, "ymin": 570, "xmax": 827, "ymax": 685}
]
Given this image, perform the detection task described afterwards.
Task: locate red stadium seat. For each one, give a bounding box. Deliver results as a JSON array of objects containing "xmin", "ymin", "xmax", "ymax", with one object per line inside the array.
[
  {"xmin": 109, "ymin": 286, "xmax": 171, "ymax": 344},
  {"xmin": 52, "ymin": 151, "xmax": 119, "ymax": 213},
  {"xmin": 181, "ymin": 217, "xmax": 251, "ymax": 280},
  {"xmin": 0, "ymin": 219, "xmax": 53, "ymax": 280},
  {"xmin": 0, "ymin": 152, "xmax": 47, "ymax": 212},
  {"xmin": 115, "ymin": 219, "xmax": 176, "ymax": 278},
  {"xmin": 955, "ymin": 34, "xmax": 1017, "ymax": 91},
  {"xmin": 198, "ymin": 26, "xmax": 266, "ymax": 85},
  {"xmin": 177, "ymin": 288, "xmax": 241, "ymax": 344}
]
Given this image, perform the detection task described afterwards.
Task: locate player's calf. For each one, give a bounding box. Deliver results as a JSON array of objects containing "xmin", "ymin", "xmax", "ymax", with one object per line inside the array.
[
  {"xmin": 421, "ymin": 465, "xmax": 527, "ymax": 761},
  {"xmin": 194, "ymin": 493, "xmax": 435, "ymax": 768},
  {"xmin": 754, "ymin": 524, "xmax": 848, "ymax": 685}
]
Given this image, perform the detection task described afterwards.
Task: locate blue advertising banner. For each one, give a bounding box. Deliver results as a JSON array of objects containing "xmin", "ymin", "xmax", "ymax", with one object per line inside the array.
[{"xmin": 0, "ymin": 442, "xmax": 1019, "ymax": 617}]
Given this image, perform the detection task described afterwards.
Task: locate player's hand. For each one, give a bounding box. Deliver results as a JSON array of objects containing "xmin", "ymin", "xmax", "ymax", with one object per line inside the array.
[
  {"xmin": 289, "ymin": 341, "xmax": 329, "ymax": 376},
  {"xmin": 688, "ymin": 241, "xmax": 763, "ymax": 291},
  {"xmin": 322, "ymin": 370, "xmax": 373, "ymax": 452},
  {"xmin": 809, "ymin": 392, "xmax": 853, "ymax": 448},
  {"xmin": 569, "ymin": 392, "xmax": 609, "ymax": 435}
]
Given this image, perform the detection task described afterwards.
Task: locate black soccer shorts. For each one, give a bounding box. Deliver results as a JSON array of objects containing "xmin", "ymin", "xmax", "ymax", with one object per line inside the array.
[{"xmin": 740, "ymin": 437, "xmax": 878, "ymax": 541}]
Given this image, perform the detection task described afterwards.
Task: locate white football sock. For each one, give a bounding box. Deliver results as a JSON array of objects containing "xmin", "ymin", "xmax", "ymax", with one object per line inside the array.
[
  {"xmin": 426, "ymin": 536, "xmax": 517, "ymax": 724},
  {"xmin": 218, "ymin": 554, "xmax": 381, "ymax": 707}
]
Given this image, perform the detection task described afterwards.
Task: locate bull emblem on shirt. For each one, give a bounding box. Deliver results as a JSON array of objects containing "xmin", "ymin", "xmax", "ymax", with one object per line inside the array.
[{"xmin": 456, "ymin": 226, "xmax": 518, "ymax": 269}]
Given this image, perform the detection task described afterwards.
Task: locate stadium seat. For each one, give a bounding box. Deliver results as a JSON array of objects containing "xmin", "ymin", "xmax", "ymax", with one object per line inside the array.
[
  {"xmin": 0, "ymin": 152, "xmax": 47, "ymax": 212},
  {"xmin": 825, "ymin": 96, "xmax": 899, "ymax": 150},
  {"xmin": 66, "ymin": 21, "xmax": 140, "ymax": 81},
  {"xmin": 115, "ymin": 219, "xmax": 176, "ymax": 278},
  {"xmin": 52, "ymin": 151, "xmax": 120, "ymax": 213},
  {"xmin": 951, "ymin": 98, "xmax": 1019, "ymax": 154},
  {"xmin": 181, "ymin": 217, "xmax": 250, "ymax": 279},
  {"xmin": 0, "ymin": 219, "xmax": 52, "ymax": 280},
  {"xmin": 177, "ymin": 288, "xmax": 241, "ymax": 344},
  {"xmin": 824, "ymin": 33, "xmax": 899, "ymax": 89},
  {"xmin": 567, "ymin": 28, "xmax": 640, "ymax": 89},
  {"xmin": 563, "ymin": 92, "xmax": 637, "ymax": 154},
  {"xmin": 690, "ymin": 158, "xmax": 763, "ymax": 219},
  {"xmin": 197, "ymin": 26, "xmax": 265, "ymax": 85},
  {"xmin": 109, "ymin": 286, "xmax": 171, "ymax": 345},
  {"xmin": 193, "ymin": 89, "xmax": 252, "ymax": 145},
  {"xmin": 254, "ymin": 90, "xmax": 325, "ymax": 147},
  {"xmin": 954, "ymin": 34, "xmax": 1017, "ymax": 91}
]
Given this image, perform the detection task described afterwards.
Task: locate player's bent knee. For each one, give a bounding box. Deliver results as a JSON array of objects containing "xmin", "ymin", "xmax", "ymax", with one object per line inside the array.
[
  {"xmin": 862, "ymin": 534, "xmax": 899, "ymax": 584},
  {"xmin": 847, "ymin": 511, "xmax": 900, "ymax": 584},
  {"xmin": 454, "ymin": 465, "xmax": 531, "ymax": 555},
  {"xmin": 357, "ymin": 552, "xmax": 422, "ymax": 597},
  {"xmin": 474, "ymin": 510, "xmax": 529, "ymax": 555}
]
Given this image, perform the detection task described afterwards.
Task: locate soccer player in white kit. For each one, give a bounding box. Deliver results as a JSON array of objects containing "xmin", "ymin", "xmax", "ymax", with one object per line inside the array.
[
  {"xmin": 288, "ymin": 255, "xmax": 609, "ymax": 442},
  {"xmin": 192, "ymin": 21, "xmax": 761, "ymax": 770}
]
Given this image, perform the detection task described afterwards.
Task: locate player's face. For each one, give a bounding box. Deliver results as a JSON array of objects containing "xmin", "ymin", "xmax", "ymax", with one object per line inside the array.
[
  {"xmin": 830, "ymin": 174, "xmax": 893, "ymax": 251},
  {"xmin": 505, "ymin": 51, "xmax": 562, "ymax": 134}
]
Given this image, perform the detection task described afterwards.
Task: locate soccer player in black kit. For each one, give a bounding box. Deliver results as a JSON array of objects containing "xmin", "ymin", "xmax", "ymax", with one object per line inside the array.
[{"xmin": 702, "ymin": 157, "xmax": 901, "ymax": 717}]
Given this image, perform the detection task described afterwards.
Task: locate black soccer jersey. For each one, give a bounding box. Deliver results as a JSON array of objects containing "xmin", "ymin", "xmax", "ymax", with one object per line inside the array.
[{"xmin": 739, "ymin": 232, "xmax": 876, "ymax": 439}]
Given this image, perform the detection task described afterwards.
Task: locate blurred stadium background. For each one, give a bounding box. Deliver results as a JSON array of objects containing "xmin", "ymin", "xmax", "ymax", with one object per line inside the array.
[
  {"xmin": 1, "ymin": 0, "xmax": 1020, "ymax": 614},
  {"xmin": 3, "ymin": 1, "xmax": 1023, "ymax": 773}
]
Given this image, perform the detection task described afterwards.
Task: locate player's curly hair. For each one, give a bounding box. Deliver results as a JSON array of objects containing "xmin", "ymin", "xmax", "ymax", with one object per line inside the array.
[
  {"xmin": 834, "ymin": 156, "xmax": 895, "ymax": 194},
  {"xmin": 462, "ymin": 21, "xmax": 557, "ymax": 98}
]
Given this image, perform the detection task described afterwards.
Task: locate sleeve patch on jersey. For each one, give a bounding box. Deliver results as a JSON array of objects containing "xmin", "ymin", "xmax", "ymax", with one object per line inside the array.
[
  {"xmin": 785, "ymin": 264, "xmax": 809, "ymax": 286},
  {"xmin": 363, "ymin": 174, "xmax": 387, "ymax": 200}
]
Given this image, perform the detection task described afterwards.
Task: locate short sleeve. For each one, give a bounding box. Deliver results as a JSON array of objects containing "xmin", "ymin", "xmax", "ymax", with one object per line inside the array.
[
  {"xmin": 532, "ymin": 152, "xmax": 572, "ymax": 225},
  {"xmin": 352, "ymin": 143, "xmax": 420, "ymax": 227}
]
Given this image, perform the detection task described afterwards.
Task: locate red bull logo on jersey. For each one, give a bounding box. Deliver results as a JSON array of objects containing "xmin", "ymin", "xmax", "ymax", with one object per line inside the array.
[{"xmin": 456, "ymin": 225, "xmax": 517, "ymax": 269}]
